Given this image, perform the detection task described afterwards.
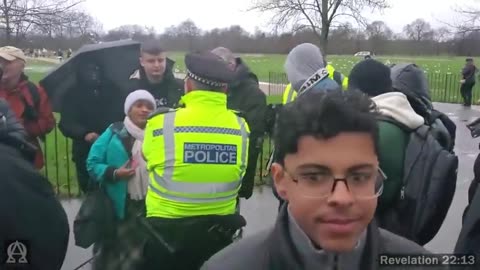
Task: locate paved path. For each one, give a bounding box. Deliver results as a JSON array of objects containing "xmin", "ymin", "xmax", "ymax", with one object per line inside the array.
[{"xmin": 59, "ymin": 102, "xmax": 480, "ymax": 270}]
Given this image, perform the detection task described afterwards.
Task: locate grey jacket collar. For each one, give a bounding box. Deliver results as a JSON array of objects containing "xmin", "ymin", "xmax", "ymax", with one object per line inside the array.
[
  {"xmin": 287, "ymin": 207, "xmax": 366, "ymax": 270},
  {"xmin": 266, "ymin": 203, "xmax": 381, "ymax": 270}
]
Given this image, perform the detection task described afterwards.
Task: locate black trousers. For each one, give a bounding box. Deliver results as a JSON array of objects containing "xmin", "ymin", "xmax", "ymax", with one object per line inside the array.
[
  {"xmin": 142, "ymin": 215, "xmax": 242, "ymax": 270},
  {"xmin": 72, "ymin": 140, "xmax": 96, "ymax": 194},
  {"xmin": 461, "ymin": 82, "xmax": 475, "ymax": 106}
]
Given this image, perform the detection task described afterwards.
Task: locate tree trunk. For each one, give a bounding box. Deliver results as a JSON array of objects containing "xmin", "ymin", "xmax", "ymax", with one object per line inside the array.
[
  {"xmin": 3, "ymin": 0, "xmax": 11, "ymax": 42},
  {"xmin": 320, "ymin": 27, "xmax": 329, "ymax": 55},
  {"xmin": 320, "ymin": 0, "xmax": 329, "ymax": 55}
]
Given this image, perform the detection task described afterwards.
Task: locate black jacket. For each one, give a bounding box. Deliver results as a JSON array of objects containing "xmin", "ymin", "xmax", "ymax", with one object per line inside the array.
[
  {"xmin": 202, "ymin": 205, "xmax": 446, "ymax": 270},
  {"xmin": 0, "ymin": 143, "xmax": 69, "ymax": 270},
  {"xmin": 462, "ymin": 64, "xmax": 478, "ymax": 84},
  {"xmin": 456, "ymin": 153, "xmax": 480, "ymax": 257},
  {"xmin": 227, "ymin": 58, "xmax": 267, "ymax": 199},
  {"xmin": 127, "ymin": 58, "xmax": 184, "ymax": 108},
  {"xmin": 58, "ymin": 81, "xmax": 125, "ymax": 163}
]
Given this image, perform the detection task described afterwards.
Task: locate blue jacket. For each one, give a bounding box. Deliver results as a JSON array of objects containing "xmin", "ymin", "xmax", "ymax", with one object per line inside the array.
[{"xmin": 86, "ymin": 123, "xmax": 132, "ymax": 220}]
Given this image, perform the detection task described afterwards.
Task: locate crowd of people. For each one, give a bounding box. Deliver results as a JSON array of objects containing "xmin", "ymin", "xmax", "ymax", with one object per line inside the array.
[{"xmin": 0, "ymin": 39, "xmax": 479, "ymax": 270}]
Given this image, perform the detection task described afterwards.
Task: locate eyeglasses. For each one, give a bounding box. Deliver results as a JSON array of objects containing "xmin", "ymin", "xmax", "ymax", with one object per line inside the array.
[{"xmin": 283, "ymin": 167, "xmax": 386, "ymax": 200}]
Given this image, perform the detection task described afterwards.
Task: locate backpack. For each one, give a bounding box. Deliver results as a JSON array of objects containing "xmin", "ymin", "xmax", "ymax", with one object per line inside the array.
[{"xmin": 377, "ymin": 115, "xmax": 458, "ymax": 245}]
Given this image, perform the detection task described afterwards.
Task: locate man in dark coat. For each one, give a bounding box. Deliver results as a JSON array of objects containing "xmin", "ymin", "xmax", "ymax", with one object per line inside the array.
[
  {"xmin": 202, "ymin": 90, "xmax": 444, "ymax": 270},
  {"xmin": 211, "ymin": 47, "xmax": 267, "ymax": 199},
  {"xmin": 0, "ymin": 99, "xmax": 69, "ymax": 270},
  {"xmin": 127, "ymin": 40, "xmax": 184, "ymax": 108},
  {"xmin": 460, "ymin": 58, "xmax": 478, "ymax": 107},
  {"xmin": 59, "ymin": 60, "xmax": 125, "ymax": 193}
]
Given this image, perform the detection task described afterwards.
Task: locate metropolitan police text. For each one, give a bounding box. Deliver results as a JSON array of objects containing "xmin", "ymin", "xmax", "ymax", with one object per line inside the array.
[{"xmin": 184, "ymin": 143, "xmax": 237, "ymax": 165}]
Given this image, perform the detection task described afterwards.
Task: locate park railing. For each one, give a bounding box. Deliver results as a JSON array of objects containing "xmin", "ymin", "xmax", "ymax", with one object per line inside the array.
[
  {"xmin": 40, "ymin": 122, "xmax": 79, "ymax": 198},
  {"xmin": 267, "ymin": 71, "xmax": 480, "ymax": 104},
  {"xmin": 42, "ymin": 71, "xmax": 477, "ymax": 197}
]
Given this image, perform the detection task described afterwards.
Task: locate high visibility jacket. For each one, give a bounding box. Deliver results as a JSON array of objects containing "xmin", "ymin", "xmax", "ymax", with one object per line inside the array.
[
  {"xmin": 282, "ymin": 83, "xmax": 297, "ymax": 105},
  {"xmin": 326, "ymin": 64, "xmax": 349, "ymax": 90},
  {"xmin": 281, "ymin": 65, "xmax": 349, "ymax": 105},
  {"xmin": 143, "ymin": 90, "xmax": 250, "ymax": 219}
]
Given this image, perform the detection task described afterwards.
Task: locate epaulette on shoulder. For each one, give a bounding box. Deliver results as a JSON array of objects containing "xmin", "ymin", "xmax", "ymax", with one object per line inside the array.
[{"xmin": 148, "ymin": 107, "xmax": 178, "ymax": 119}]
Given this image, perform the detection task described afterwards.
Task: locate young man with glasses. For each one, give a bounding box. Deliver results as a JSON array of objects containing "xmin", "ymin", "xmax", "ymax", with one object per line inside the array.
[{"xmin": 201, "ymin": 90, "xmax": 442, "ymax": 270}]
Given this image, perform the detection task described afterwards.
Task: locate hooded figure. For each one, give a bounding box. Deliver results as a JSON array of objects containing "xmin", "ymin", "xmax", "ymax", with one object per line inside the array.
[
  {"xmin": 284, "ymin": 43, "xmax": 340, "ymax": 96},
  {"xmin": 390, "ymin": 63, "xmax": 432, "ymax": 114},
  {"xmin": 211, "ymin": 47, "xmax": 267, "ymax": 200},
  {"xmin": 59, "ymin": 60, "xmax": 125, "ymax": 194},
  {"xmin": 390, "ymin": 63, "xmax": 456, "ymax": 150},
  {"xmin": 0, "ymin": 98, "xmax": 69, "ymax": 270}
]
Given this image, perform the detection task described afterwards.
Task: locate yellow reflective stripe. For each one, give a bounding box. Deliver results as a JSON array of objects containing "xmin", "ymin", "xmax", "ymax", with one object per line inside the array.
[
  {"xmin": 236, "ymin": 116, "xmax": 248, "ymax": 172},
  {"xmin": 162, "ymin": 112, "xmax": 176, "ymax": 183},
  {"xmin": 342, "ymin": 76, "xmax": 349, "ymax": 90},
  {"xmin": 282, "ymin": 84, "xmax": 291, "ymax": 104},
  {"xmin": 152, "ymin": 172, "xmax": 242, "ymax": 194}
]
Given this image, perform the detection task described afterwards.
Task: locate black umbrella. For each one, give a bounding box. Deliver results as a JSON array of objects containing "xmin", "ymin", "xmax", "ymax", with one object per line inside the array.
[{"xmin": 39, "ymin": 39, "xmax": 141, "ymax": 112}]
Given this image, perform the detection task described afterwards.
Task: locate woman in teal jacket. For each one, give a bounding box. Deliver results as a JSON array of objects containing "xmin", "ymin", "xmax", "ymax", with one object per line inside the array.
[{"xmin": 87, "ymin": 89, "xmax": 156, "ymax": 270}]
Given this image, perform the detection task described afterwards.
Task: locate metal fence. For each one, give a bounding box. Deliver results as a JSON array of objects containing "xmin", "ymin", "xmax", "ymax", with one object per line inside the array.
[
  {"xmin": 40, "ymin": 123, "xmax": 79, "ymax": 198},
  {"xmin": 41, "ymin": 71, "xmax": 476, "ymax": 197}
]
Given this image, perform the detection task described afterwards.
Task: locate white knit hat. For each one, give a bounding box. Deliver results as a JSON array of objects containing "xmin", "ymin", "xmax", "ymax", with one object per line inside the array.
[{"xmin": 124, "ymin": 89, "xmax": 157, "ymax": 115}]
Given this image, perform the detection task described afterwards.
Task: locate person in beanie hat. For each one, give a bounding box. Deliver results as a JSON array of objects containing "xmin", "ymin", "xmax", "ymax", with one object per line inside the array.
[
  {"xmin": 348, "ymin": 59, "xmax": 425, "ymax": 219},
  {"xmin": 141, "ymin": 51, "xmax": 249, "ymax": 270},
  {"xmin": 348, "ymin": 59, "xmax": 392, "ymax": 96},
  {"xmin": 87, "ymin": 89, "xmax": 156, "ymax": 270}
]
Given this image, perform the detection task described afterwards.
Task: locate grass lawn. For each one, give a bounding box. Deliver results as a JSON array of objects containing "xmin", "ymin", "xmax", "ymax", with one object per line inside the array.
[
  {"xmin": 169, "ymin": 52, "xmax": 477, "ymax": 104},
  {"xmin": 25, "ymin": 53, "xmax": 473, "ymax": 196}
]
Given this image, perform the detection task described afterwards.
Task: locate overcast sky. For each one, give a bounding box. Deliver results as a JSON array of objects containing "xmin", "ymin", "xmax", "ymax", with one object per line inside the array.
[{"xmin": 83, "ymin": 0, "xmax": 478, "ymax": 34}]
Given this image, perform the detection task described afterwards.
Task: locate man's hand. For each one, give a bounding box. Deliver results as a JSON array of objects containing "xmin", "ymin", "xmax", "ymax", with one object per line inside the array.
[{"xmin": 84, "ymin": 132, "xmax": 99, "ymax": 143}]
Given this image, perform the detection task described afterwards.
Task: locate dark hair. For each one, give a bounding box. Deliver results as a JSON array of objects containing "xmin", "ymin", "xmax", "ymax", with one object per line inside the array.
[
  {"xmin": 274, "ymin": 90, "xmax": 379, "ymax": 164},
  {"xmin": 348, "ymin": 59, "xmax": 392, "ymax": 97},
  {"xmin": 141, "ymin": 40, "xmax": 165, "ymax": 55}
]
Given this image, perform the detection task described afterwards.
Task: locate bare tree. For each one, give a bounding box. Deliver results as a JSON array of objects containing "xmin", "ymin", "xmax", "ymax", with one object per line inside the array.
[
  {"xmin": 403, "ymin": 18, "xmax": 434, "ymax": 41},
  {"xmin": 449, "ymin": 0, "xmax": 480, "ymax": 33},
  {"xmin": 0, "ymin": 0, "xmax": 83, "ymax": 43},
  {"xmin": 176, "ymin": 19, "xmax": 201, "ymax": 51},
  {"xmin": 366, "ymin": 20, "xmax": 392, "ymax": 39},
  {"xmin": 249, "ymin": 0, "xmax": 389, "ymax": 54},
  {"xmin": 433, "ymin": 27, "xmax": 450, "ymax": 42},
  {"xmin": 365, "ymin": 20, "xmax": 392, "ymax": 53}
]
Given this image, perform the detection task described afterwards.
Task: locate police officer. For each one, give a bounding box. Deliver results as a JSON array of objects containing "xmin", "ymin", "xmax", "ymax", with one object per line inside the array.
[{"xmin": 141, "ymin": 51, "xmax": 250, "ymax": 270}]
